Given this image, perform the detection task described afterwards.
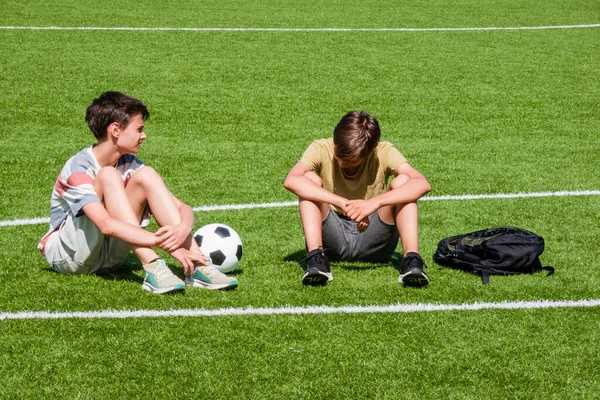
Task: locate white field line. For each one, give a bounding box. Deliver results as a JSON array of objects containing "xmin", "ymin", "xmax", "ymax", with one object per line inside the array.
[
  {"xmin": 2, "ymin": 189, "xmax": 599, "ymax": 228},
  {"xmin": 0, "ymin": 24, "xmax": 599, "ymax": 32},
  {"xmin": 1, "ymin": 299, "xmax": 598, "ymax": 320}
]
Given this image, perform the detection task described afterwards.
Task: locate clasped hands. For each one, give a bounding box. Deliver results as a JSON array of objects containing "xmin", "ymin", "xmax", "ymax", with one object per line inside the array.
[{"xmin": 340, "ymin": 198, "xmax": 379, "ymax": 233}]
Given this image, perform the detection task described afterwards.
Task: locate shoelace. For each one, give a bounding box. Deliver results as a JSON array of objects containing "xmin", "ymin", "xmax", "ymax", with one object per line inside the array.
[
  {"xmin": 306, "ymin": 255, "xmax": 321, "ymax": 269},
  {"xmin": 198, "ymin": 265, "xmax": 218, "ymax": 278},
  {"xmin": 304, "ymin": 247, "xmax": 326, "ymax": 261},
  {"xmin": 403, "ymin": 254, "xmax": 426, "ymax": 270},
  {"xmin": 154, "ymin": 265, "xmax": 176, "ymax": 283},
  {"xmin": 304, "ymin": 248, "xmax": 328, "ymax": 270}
]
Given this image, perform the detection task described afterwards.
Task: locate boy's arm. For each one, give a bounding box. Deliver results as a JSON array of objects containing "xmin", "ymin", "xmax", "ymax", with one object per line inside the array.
[
  {"xmin": 283, "ymin": 162, "xmax": 348, "ymax": 211},
  {"xmin": 82, "ymin": 202, "xmax": 160, "ymax": 247},
  {"xmin": 345, "ymin": 163, "xmax": 431, "ymax": 222}
]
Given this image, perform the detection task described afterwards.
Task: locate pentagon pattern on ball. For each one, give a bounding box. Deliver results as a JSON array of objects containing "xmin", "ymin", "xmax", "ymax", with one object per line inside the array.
[
  {"xmin": 215, "ymin": 226, "xmax": 231, "ymax": 239},
  {"xmin": 209, "ymin": 249, "xmax": 226, "ymax": 266}
]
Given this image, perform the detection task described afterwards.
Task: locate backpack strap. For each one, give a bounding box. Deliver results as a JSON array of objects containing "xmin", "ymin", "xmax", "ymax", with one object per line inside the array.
[
  {"xmin": 480, "ymin": 266, "xmax": 553, "ymax": 284},
  {"xmin": 542, "ymin": 266, "xmax": 555, "ymax": 276},
  {"xmin": 481, "ymin": 270, "xmax": 490, "ymax": 284}
]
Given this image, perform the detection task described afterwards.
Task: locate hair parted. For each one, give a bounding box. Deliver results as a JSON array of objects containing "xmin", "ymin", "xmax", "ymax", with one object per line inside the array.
[
  {"xmin": 85, "ymin": 91, "xmax": 149, "ymax": 140},
  {"xmin": 333, "ymin": 111, "xmax": 381, "ymax": 162}
]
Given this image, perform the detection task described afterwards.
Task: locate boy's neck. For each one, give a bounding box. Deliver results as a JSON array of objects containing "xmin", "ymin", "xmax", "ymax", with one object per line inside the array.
[
  {"xmin": 91, "ymin": 141, "xmax": 123, "ymax": 167},
  {"xmin": 342, "ymin": 166, "xmax": 361, "ymax": 177},
  {"xmin": 335, "ymin": 156, "xmax": 363, "ymax": 177}
]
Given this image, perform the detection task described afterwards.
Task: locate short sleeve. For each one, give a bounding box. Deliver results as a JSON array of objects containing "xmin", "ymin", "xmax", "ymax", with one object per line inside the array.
[
  {"xmin": 379, "ymin": 142, "xmax": 407, "ymax": 176},
  {"xmin": 58, "ymin": 171, "xmax": 100, "ymax": 217},
  {"xmin": 299, "ymin": 140, "xmax": 328, "ymax": 174}
]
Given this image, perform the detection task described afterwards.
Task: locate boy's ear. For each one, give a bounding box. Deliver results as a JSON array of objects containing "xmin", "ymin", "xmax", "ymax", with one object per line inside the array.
[{"xmin": 108, "ymin": 122, "xmax": 121, "ymax": 137}]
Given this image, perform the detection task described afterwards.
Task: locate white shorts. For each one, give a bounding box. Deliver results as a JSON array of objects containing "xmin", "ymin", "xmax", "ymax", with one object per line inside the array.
[{"xmin": 42, "ymin": 210, "xmax": 149, "ymax": 274}]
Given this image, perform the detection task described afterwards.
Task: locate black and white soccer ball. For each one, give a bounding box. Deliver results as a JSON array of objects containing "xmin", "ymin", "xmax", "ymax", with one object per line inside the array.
[{"xmin": 193, "ymin": 223, "xmax": 243, "ymax": 273}]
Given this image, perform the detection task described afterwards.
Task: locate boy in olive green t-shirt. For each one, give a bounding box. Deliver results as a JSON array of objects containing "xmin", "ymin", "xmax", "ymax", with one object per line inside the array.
[{"xmin": 284, "ymin": 111, "xmax": 431, "ymax": 287}]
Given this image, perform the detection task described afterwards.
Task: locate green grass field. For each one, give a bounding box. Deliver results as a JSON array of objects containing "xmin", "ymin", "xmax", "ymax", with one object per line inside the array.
[{"xmin": 1, "ymin": 1, "xmax": 599, "ymax": 398}]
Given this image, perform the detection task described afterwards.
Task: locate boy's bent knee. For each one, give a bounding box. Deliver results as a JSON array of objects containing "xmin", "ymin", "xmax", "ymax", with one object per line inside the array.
[
  {"xmin": 128, "ymin": 166, "xmax": 161, "ymax": 188},
  {"xmin": 95, "ymin": 166, "xmax": 123, "ymax": 193},
  {"xmin": 96, "ymin": 166, "xmax": 120, "ymax": 181}
]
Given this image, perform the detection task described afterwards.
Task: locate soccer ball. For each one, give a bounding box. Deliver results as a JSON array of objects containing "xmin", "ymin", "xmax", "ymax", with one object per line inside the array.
[{"xmin": 193, "ymin": 223, "xmax": 243, "ymax": 273}]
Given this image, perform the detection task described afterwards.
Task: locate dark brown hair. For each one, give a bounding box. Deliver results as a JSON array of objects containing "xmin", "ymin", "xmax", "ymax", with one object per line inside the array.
[
  {"xmin": 333, "ymin": 111, "xmax": 381, "ymax": 162},
  {"xmin": 85, "ymin": 91, "xmax": 149, "ymax": 140}
]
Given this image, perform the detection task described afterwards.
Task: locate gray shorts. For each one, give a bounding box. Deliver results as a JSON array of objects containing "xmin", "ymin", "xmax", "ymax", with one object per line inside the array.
[
  {"xmin": 43, "ymin": 209, "xmax": 149, "ymax": 274},
  {"xmin": 321, "ymin": 208, "xmax": 399, "ymax": 263}
]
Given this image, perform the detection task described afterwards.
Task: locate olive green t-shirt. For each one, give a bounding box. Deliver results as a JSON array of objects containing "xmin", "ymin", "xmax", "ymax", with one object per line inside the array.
[{"xmin": 299, "ymin": 138, "xmax": 407, "ymax": 214}]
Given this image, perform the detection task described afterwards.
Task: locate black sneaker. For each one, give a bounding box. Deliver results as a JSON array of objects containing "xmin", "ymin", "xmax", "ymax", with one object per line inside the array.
[
  {"xmin": 399, "ymin": 252, "xmax": 429, "ymax": 287},
  {"xmin": 302, "ymin": 248, "xmax": 333, "ymax": 286}
]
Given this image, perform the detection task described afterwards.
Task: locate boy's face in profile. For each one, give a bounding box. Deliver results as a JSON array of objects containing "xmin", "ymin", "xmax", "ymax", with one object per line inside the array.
[{"xmin": 115, "ymin": 113, "xmax": 146, "ymax": 154}]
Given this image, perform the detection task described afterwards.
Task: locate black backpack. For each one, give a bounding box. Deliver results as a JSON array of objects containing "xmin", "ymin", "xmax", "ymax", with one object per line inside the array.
[{"xmin": 433, "ymin": 227, "xmax": 554, "ymax": 284}]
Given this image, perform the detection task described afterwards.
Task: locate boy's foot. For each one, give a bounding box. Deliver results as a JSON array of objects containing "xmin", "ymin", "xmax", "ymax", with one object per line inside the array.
[
  {"xmin": 142, "ymin": 259, "xmax": 186, "ymax": 294},
  {"xmin": 302, "ymin": 248, "xmax": 332, "ymax": 286},
  {"xmin": 399, "ymin": 252, "xmax": 429, "ymax": 287},
  {"xmin": 184, "ymin": 265, "xmax": 238, "ymax": 290}
]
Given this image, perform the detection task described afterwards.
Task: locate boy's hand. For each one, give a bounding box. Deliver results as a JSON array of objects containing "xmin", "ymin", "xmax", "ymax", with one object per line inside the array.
[
  {"xmin": 170, "ymin": 248, "xmax": 208, "ymax": 277},
  {"xmin": 356, "ymin": 217, "xmax": 370, "ymax": 232},
  {"xmin": 155, "ymin": 223, "xmax": 190, "ymax": 252},
  {"xmin": 337, "ymin": 198, "xmax": 350, "ymax": 214},
  {"xmin": 345, "ymin": 199, "xmax": 378, "ymax": 223}
]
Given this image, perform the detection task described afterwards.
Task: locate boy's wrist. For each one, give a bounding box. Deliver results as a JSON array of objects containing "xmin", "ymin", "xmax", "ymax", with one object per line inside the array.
[
  {"xmin": 180, "ymin": 220, "xmax": 193, "ymax": 234},
  {"xmin": 335, "ymin": 197, "xmax": 348, "ymax": 211},
  {"xmin": 373, "ymin": 197, "xmax": 384, "ymax": 209}
]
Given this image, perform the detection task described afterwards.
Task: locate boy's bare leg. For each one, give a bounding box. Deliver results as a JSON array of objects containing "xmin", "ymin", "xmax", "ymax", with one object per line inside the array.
[
  {"xmin": 298, "ymin": 171, "xmax": 330, "ymax": 252},
  {"xmin": 94, "ymin": 166, "xmax": 159, "ymax": 264},
  {"xmin": 379, "ymin": 174, "xmax": 419, "ymax": 255},
  {"xmin": 95, "ymin": 166, "xmax": 187, "ymax": 293},
  {"xmin": 125, "ymin": 166, "xmax": 181, "ymax": 226},
  {"xmin": 297, "ymin": 171, "xmax": 332, "ymax": 285},
  {"xmin": 380, "ymin": 175, "xmax": 428, "ymax": 286},
  {"xmin": 394, "ymin": 202, "xmax": 419, "ymax": 255},
  {"xmin": 125, "ymin": 166, "xmax": 205, "ymax": 252},
  {"xmin": 122, "ymin": 166, "xmax": 237, "ymax": 290}
]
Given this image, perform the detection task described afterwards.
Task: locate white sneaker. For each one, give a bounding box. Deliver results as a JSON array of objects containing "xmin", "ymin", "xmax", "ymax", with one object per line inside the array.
[
  {"xmin": 142, "ymin": 259, "xmax": 185, "ymax": 294},
  {"xmin": 184, "ymin": 265, "xmax": 238, "ymax": 290}
]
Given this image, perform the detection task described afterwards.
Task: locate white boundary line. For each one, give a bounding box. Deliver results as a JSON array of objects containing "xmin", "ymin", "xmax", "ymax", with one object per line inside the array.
[
  {"xmin": 1, "ymin": 24, "xmax": 599, "ymax": 32},
  {"xmin": 2, "ymin": 190, "xmax": 599, "ymax": 228},
  {"xmin": 1, "ymin": 299, "xmax": 598, "ymax": 320}
]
